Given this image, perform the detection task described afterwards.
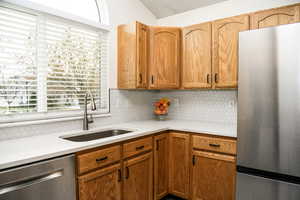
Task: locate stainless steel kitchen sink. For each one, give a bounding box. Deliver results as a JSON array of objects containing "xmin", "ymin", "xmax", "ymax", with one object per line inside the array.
[{"xmin": 61, "ymin": 129, "xmax": 133, "ymax": 142}]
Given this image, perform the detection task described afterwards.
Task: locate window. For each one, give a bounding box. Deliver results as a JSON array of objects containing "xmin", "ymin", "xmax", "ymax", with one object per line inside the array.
[
  {"xmin": 0, "ymin": 3, "xmax": 109, "ymax": 122},
  {"xmin": 27, "ymin": 0, "xmax": 109, "ymax": 25}
]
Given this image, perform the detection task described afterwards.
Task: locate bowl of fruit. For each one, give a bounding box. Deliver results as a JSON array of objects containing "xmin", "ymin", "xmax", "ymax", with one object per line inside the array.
[{"xmin": 154, "ymin": 98, "xmax": 171, "ymax": 121}]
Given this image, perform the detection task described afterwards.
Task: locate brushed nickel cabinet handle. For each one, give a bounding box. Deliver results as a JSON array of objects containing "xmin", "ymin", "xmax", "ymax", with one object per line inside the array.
[
  {"xmin": 209, "ymin": 143, "xmax": 221, "ymax": 148},
  {"xmin": 118, "ymin": 169, "xmax": 122, "ymax": 182},
  {"xmin": 215, "ymin": 73, "xmax": 218, "ymax": 83},
  {"xmin": 139, "ymin": 73, "xmax": 142, "ymax": 84},
  {"xmin": 125, "ymin": 167, "xmax": 129, "ymax": 179},
  {"xmin": 192, "ymin": 155, "xmax": 196, "ymax": 166},
  {"xmin": 151, "ymin": 75, "xmax": 154, "ymax": 84},
  {"xmin": 136, "ymin": 145, "xmax": 145, "ymax": 151},
  {"xmin": 96, "ymin": 156, "xmax": 108, "ymax": 162}
]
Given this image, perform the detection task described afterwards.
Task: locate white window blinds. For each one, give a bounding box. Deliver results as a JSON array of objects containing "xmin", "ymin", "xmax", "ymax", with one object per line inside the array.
[
  {"xmin": 0, "ymin": 6, "xmax": 38, "ymax": 114},
  {"xmin": 0, "ymin": 5, "xmax": 109, "ymax": 117},
  {"xmin": 44, "ymin": 19, "xmax": 103, "ymax": 111}
]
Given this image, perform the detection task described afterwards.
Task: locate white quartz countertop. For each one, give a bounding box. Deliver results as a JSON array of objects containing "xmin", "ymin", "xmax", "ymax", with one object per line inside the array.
[{"xmin": 0, "ymin": 120, "xmax": 237, "ymax": 170}]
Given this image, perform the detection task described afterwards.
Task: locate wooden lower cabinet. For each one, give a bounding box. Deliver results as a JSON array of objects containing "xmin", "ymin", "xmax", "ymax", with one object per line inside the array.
[
  {"xmin": 169, "ymin": 132, "xmax": 190, "ymax": 199},
  {"xmin": 191, "ymin": 150, "xmax": 236, "ymax": 200},
  {"xmin": 78, "ymin": 163, "xmax": 121, "ymax": 200},
  {"xmin": 123, "ymin": 152, "xmax": 153, "ymax": 200},
  {"xmin": 154, "ymin": 134, "xmax": 169, "ymax": 199},
  {"xmin": 77, "ymin": 133, "xmax": 237, "ymax": 200}
]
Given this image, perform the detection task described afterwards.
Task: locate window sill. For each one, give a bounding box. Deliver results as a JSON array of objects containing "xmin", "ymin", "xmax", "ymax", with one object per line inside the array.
[{"xmin": 0, "ymin": 113, "xmax": 112, "ymax": 128}]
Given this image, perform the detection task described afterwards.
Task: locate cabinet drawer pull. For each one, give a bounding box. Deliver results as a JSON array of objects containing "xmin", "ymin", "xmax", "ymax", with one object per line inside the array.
[
  {"xmin": 136, "ymin": 145, "xmax": 145, "ymax": 151},
  {"xmin": 96, "ymin": 156, "xmax": 108, "ymax": 162},
  {"xmin": 207, "ymin": 74, "xmax": 210, "ymax": 84},
  {"xmin": 156, "ymin": 140, "xmax": 159, "ymax": 151},
  {"xmin": 209, "ymin": 143, "xmax": 221, "ymax": 148},
  {"xmin": 125, "ymin": 167, "xmax": 129, "ymax": 179}
]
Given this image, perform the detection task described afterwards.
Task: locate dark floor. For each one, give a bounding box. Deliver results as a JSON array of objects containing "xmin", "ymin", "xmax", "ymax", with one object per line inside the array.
[{"xmin": 160, "ymin": 194, "xmax": 185, "ymax": 200}]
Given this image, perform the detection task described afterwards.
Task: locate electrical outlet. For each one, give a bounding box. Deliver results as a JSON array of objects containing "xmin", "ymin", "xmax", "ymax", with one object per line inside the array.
[{"xmin": 228, "ymin": 100, "xmax": 236, "ymax": 108}]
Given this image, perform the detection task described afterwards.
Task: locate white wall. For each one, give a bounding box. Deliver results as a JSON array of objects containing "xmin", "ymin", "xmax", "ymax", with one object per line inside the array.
[
  {"xmin": 106, "ymin": 0, "xmax": 157, "ymax": 89},
  {"xmin": 157, "ymin": 0, "xmax": 300, "ymax": 26}
]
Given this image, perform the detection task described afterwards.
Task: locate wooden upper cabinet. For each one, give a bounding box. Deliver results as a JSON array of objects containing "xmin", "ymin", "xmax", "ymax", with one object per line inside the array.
[
  {"xmin": 123, "ymin": 152, "xmax": 153, "ymax": 200},
  {"xmin": 136, "ymin": 23, "xmax": 149, "ymax": 88},
  {"xmin": 251, "ymin": 4, "xmax": 300, "ymax": 29},
  {"xmin": 154, "ymin": 134, "xmax": 169, "ymax": 200},
  {"xmin": 182, "ymin": 22, "xmax": 212, "ymax": 89},
  {"xmin": 168, "ymin": 132, "xmax": 190, "ymax": 199},
  {"xmin": 149, "ymin": 27, "xmax": 181, "ymax": 89},
  {"xmin": 212, "ymin": 15, "xmax": 249, "ymax": 89},
  {"xmin": 78, "ymin": 163, "xmax": 121, "ymax": 200},
  {"xmin": 118, "ymin": 22, "xmax": 149, "ymax": 89}
]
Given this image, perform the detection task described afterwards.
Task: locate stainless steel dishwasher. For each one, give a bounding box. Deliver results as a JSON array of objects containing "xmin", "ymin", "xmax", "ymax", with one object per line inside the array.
[{"xmin": 0, "ymin": 155, "xmax": 76, "ymax": 200}]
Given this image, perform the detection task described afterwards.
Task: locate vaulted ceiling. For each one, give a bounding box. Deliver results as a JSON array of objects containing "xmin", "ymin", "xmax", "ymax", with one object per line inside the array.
[{"xmin": 140, "ymin": 0, "xmax": 228, "ymax": 18}]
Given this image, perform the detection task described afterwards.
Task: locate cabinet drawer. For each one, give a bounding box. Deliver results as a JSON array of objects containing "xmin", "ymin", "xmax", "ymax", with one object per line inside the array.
[
  {"xmin": 193, "ymin": 150, "xmax": 236, "ymax": 163},
  {"xmin": 123, "ymin": 137, "xmax": 153, "ymax": 158},
  {"xmin": 192, "ymin": 135, "xmax": 236, "ymax": 155},
  {"xmin": 77, "ymin": 145, "xmax": 121, "ymax": 174}
]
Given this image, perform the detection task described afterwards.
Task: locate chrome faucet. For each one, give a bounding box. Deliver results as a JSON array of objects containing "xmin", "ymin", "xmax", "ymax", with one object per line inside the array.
[{"xmin": 83, "ymin": 92, "xmax": 97, "ymax": 130}]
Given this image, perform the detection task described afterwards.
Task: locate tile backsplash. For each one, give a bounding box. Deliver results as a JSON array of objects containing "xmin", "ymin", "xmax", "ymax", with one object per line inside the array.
[
  {"xmin": 0, "ymin": 89, "xmax": 237, "ymax": 140},
  {"xmin": 0, "ymin": 89, "xmax": 155, "ymax": 140},
  {"xmin": 154, "ymin": 90, "xmax": 237, "ymax": 124}
]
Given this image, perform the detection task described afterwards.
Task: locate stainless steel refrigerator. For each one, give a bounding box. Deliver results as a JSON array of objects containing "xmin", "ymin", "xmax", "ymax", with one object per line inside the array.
[{"xmin": 237, "ymin": 23, "xmax": 300, "ymax": 200}]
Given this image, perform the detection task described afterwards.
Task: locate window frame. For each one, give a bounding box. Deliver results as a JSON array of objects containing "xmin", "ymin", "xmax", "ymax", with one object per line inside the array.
[{"xmin": 0, "ymin": 1, "xmax": 111, "ymax": 125}]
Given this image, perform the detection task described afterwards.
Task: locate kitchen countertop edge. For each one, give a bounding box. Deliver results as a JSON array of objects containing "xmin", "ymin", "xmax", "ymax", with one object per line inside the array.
[{"xmin": 0, "ymin": 120, "xmax": 237, "ymax": 171}]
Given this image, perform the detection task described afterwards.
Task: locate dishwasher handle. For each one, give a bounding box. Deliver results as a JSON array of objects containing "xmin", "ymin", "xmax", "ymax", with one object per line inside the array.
[{"xmin": 0, "ymin": 170, "xmax": 63, "ymax": 195}]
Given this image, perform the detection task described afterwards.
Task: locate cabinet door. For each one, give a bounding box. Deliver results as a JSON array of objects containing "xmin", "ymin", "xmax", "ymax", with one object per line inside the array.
[
  {"xmin": 192, "ymin": 151, "xmax": 236, "ymax": 200},
  {"xmin": 154, "ymin": 134, "xmax": 169, "ymax": 199},
  {"xmin": 212, "ymin": 15, "xmax": 249, "ymax": 88},
  {"xmin": 78, "ymin": 163, "xmax": 121, "ymax": 200},
  {"xmin": 149, "ymin": 27, "xmax": 181, "ymax": 89},
  {"xmin": 123, "ymin": 152, "xmax": 153, "ymax": 200},
  {"xmin": 136, "ymin": 22, "xmax": 149, "ymax": 88},
  {"xmin": 169, "ymin": 132, "xmax": 190, "ymax": 199},
  {"xmin": 182, "ymin": 22, "xmax": 212, "ymax": 89},
  {"xmin": 251, "ymin": 4, "xmax": 300, "ymax": 29},
  {"xmin": 118, "ymin": 23, "xmax": 137, "ymax": 89}
]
